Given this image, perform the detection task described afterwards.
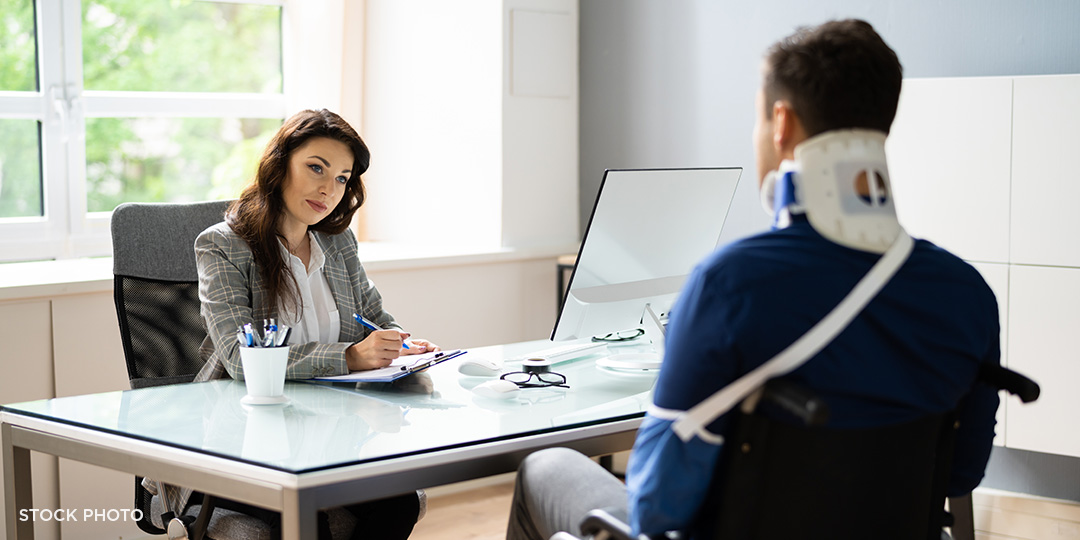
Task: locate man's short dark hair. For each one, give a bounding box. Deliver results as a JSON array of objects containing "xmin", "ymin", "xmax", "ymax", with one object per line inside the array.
[{"xmin": 764, "ymin": 19, "xmax": 902, "ymax": 136}]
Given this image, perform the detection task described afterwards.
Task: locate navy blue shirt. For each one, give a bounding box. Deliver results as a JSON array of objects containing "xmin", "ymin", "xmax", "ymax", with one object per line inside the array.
[{"xmin": 626, "ymin": 217, "xmax": 1000, "ymax": 538}]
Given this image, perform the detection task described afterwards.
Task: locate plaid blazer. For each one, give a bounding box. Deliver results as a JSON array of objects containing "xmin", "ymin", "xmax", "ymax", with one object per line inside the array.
[
  {"xmin": 146, "ymin": 220, "xmax": 400, "ymax": 519},
  {"xmin": 193, "ymin": 220, "xmax": 399, "ymax": 382}
]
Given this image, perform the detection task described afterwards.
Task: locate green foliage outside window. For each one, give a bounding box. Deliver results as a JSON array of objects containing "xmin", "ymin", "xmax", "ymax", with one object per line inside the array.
[
  {"xmin": 82, "ymin": 0, "xmax": 284, "ymax": 212},
  {"xmin": 82, "ymin": 0, "xmax": 282, "ymax": 93},
  {"xmin": 0, "ymin": 121, "xmax": 42, "ymax": 218},
  {"xmin": 0, "ymin": 0, "xmax": 284, "ymax": 219},
  {"xmin": 0, "ymin": 0, "xmax": 41, "ymax": 218},
  {"xmin": 85, "ymin": 117, "xmax": 279, "ymax": 213},
  {"xmin": 0, "ymin": 0, "xmax": 37, "ymax": 92}
]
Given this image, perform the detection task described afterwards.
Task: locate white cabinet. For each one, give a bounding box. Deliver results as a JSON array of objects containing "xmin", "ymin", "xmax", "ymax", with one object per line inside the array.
[
  {"xmin": 50, "ymin": 293, "xmax": 136, "ymax": 539},
  {"xmin": 887, "ymin": 77, "xmax": 1012, "ymax": 264},
  {"xmin": 891, "ymin": 74, "xmax": 1080, "ymax": 458},
  {"xmin": 1011, "ymin": 75, "xmax": 1080, "ymax": 267},
  {"xmin": 0, "ymin": 301, "xmax": 61, "ymax": 540},
  {"xmin": 1006, "ymin": 265, "xmax": 1080, "ymax": 456}
]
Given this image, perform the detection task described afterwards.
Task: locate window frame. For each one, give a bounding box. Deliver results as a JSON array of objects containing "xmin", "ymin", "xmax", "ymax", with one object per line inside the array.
[{"xmin": 0, "ymin": 0, "xmax": 288, "ymax": 262}]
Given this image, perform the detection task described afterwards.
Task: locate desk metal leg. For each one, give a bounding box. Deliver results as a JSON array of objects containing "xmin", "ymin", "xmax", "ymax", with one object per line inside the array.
[
  {"xmin": 599, "ymin": 454, "xmax": 613, "ymax": 472},
  {"xmin": 3, "ymin": 423, "xmax": 35, "ymax": 540},
  {"xmin": 280, "ymin": 488, "xmax": 318, "ymax": 540}
]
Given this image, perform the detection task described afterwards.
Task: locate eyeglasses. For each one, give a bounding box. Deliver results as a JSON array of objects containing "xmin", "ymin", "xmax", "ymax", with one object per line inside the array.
[
  {"xmin": 591, "ymin": 328, "xmax": 645, "ymax": 342},
  {"xmin": 500, "ymin": 370, "xmax": 569, "ymax": 389}
]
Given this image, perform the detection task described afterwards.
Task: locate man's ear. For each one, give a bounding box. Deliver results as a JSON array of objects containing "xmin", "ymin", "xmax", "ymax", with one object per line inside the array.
[{"xmin": 772, "ymin": 100, "xmax": 803, "ymax": 158}]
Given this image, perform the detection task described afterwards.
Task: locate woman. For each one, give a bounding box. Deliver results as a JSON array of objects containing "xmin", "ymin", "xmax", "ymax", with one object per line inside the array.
[
  {"xmin": 152, "ymin": 109, "xmax": 433, "ymax": 539},
  {"xmin": 195, "ymin": 108, "xmax": 438, "ymax": 383}
]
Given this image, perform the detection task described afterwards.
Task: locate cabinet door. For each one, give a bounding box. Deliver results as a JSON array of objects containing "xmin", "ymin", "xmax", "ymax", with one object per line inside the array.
[
  {"xmin": 0, "ymin": 301, "xmax": 61, "ymax": 540},
  {"xmin": 1010, "ymin": 75, "xmax": 1080, "ymax": 267},
  {"xmin": 1006, "ymin": 265, "xmax": 1080, "ymax": 456},
  {"xmin": 886, "ymin": 77, "xmax": 1012, "ymax": 264},
  {"xmin": 50, "ymin": 293, "xmax": 136, "ymax": 539}
]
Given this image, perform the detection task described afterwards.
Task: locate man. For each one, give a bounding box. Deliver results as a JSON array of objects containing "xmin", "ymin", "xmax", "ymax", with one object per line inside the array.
[{"xmin": 506, "ymin": 19, "xmax": 999, "ymax": 540}]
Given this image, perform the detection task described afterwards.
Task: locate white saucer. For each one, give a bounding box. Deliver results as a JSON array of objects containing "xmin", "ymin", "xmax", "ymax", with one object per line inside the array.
[
  {"xmin": 596, "ymin": 353, "xmax": 661, "ymax": 371},
  {"xmin": 241, "ymin": 394, "xmax": 290, "ymax": 406}
]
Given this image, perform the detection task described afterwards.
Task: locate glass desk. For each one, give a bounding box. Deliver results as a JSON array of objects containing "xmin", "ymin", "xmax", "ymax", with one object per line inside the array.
[{"xmin": 2, "ymin": 339, "xmax": 658, "ymax": 540}]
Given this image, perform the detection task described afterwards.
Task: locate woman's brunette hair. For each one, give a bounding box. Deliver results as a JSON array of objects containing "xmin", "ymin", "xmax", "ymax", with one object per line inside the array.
[{"xmin": 227, "ymin": 109, "xmax": 370, "ymax": 316}]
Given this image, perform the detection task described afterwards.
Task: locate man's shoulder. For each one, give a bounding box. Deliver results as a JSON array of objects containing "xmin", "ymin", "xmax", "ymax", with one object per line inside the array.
[
  {"xmin": 696, "ymin": 227, "xmax": 821, "ymax": 281},
  {"xmin": 908, "ymin": 238, "xmax": 996, "ymax": 301}
]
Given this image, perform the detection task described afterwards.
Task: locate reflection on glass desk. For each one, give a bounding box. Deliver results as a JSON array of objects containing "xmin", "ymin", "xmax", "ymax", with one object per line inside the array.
[{"xmin": 3, "ymin": 339, "xmax": 657, "ymax": 475}]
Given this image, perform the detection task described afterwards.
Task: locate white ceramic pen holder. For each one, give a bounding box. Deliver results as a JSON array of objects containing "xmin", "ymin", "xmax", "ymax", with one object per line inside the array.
[{"xmin": 239, "ymin": 346, "xmax": 290, "ymax": 405}]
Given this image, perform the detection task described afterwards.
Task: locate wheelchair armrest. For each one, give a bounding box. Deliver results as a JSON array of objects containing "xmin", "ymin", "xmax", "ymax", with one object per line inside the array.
[
  {"xmin": 979, "ymin": 363, "xmax": 1040, "ymax": 403},
  {"xmin": 759, "ymin": 379, "xmax": 830, "ymax": 426},
  {"xmin": 579, "ymin": 507, "xmax": 647, "ymax": 540},
  {"xmin": 550, "ymin": 533, "xmax": 583, "ymax": 540}
]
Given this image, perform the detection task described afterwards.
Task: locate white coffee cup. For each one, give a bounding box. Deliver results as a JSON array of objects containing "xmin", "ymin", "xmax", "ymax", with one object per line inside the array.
[{"xmin": 239, "ymin": 346, "xmax": 289, "ymax": 403}]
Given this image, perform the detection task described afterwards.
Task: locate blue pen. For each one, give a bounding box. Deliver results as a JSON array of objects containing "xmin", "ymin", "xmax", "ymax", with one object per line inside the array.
[{"xmin": 353, "ymin": 313, "xmax": 410, "ymax": 349}]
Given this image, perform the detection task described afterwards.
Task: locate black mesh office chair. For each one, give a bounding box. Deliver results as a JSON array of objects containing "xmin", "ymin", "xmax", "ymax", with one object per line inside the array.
[
  {"xmin": 113, "ymin": 201, "xmax": 228, "ymax": 390},
  {"xmin": 111, "ymin": 201, "xmax": 360, "ymax": 540},
  {"xmin": 113, "ymin": 200, "xmax": 231, "ymax": 538},
  {"xmin": 559, "ymin": 364, "xmax": 1039, "ymax": 540}
]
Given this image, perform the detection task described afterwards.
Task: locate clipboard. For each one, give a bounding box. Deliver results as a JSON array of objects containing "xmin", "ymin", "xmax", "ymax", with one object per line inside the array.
[{"xmin": 311, "ymin": 349, "xmax": 466, "ymax": 383}]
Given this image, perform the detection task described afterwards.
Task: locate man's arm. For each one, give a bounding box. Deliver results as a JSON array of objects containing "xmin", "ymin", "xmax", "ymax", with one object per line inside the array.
[
  {"xmin": 948, "ymin": 284, "xmax": 1002, "ymax": 496},
  {"xmin": 626, "ymin": 415, "xmax": 725, "ymax": 536},
  {"xmin": 626, "ymin": 260, "xmax": 748, "ymax": 536},
  {"xmin": 949, "ymin": 374, "xmax": 1000, "ymax": 495}
]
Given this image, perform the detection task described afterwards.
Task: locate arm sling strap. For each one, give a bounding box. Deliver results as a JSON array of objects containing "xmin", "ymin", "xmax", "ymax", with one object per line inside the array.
[{"xmin": 654, "ymin": 230, "xmax": 914, "ymax": 444}]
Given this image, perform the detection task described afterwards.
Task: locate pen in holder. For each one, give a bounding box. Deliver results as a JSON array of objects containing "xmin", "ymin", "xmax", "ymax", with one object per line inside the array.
[{"xmin": 237, "ymin": 319, "xmax": 291, "ymax": 348}]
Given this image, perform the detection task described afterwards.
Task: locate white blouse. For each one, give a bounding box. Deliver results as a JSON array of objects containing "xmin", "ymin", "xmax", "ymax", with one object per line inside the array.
[{"xmin": 278, "ymin": 232, "xmax": 340, "ymax": 345}]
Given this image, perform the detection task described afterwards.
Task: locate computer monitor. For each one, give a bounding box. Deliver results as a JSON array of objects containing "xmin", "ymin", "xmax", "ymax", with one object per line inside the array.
[{"xmin": 551, "ymin": 168, "xmax": 742, "ymax": 353}]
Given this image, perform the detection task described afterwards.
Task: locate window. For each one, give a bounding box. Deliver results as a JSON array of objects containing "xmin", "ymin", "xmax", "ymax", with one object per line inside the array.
[{"xmin": 0, "ymin": 0, "xmax": 286, "ymax": 262}]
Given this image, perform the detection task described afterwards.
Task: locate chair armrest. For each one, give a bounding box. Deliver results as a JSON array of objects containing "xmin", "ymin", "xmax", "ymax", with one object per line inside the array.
[
  {"xmin": 550, "ymin": 533, "xmax": 583, "ymax": 540},
  {"xmin": 760, "ymin": 379, "xmax": 830, "ymax": 426},
  {"xmin": 979, "ymin": 363, "xmax": 1040, "ymax": 403}
]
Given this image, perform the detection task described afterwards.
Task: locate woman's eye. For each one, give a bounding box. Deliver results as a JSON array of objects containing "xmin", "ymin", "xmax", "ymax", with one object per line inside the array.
[
  {"xmin": 336, "ymin": 176, "xmax": 348, "ymax": 184},
  {"xmin": 309, "ymin": 164, "xmax": 323, "ymax": 174}
]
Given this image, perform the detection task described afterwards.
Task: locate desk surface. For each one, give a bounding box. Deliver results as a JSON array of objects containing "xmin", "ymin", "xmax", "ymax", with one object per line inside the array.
[{"xmin": 1, "ymin": 339, "xmax": 657, "ymax": 475}]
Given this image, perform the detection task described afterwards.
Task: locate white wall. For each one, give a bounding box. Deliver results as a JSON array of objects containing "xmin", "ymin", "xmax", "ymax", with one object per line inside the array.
[
  {"xmin": 362, "ymin": 0, "xmax": 579, "ymax": 250},
  {"xmin": 362, "ymin": 0, "xmax": 504, "ymax": 247},
  {"xmin": 501, "ymin": 0, "xmax": 580, "ymax": 248}
]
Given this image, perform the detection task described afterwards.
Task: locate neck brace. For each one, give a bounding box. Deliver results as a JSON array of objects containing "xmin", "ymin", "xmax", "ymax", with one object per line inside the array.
[{"xmin": 760, "ymin": 129, "xmax": 901, "ymax": 254}]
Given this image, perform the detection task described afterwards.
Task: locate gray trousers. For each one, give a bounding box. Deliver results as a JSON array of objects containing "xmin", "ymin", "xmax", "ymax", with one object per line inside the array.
[{"xmin": 506, "ymin": 447, "xmax": 628, "ymax": 540}]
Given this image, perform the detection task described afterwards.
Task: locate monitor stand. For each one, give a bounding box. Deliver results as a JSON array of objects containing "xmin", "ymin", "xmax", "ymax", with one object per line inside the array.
[
  {"xmin": 596, "ymin": 303, "xmax": 666, "ymax": 371},
  {"xmin": 596, "ymin": 352, "xmax": 661, "ymax": 370}
]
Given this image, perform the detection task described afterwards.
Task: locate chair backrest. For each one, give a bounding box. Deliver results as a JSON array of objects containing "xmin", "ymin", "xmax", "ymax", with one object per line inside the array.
[
  {"xmin": 702, "ymin": 365, "xmax": 1040, "ymax": 540},
  {"xmin": 575, "ymin": 369, "xmax": 1039, "ymax": 540},
  {"xmin": 112, "ymin": 200, "xmax": 231, "ymax": 389},
  {"xmin": 706, "ymin": 398, "xmax": 953, "ymax": 540}
]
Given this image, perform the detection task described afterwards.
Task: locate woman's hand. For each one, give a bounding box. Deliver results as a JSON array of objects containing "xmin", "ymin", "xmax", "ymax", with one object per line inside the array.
[
  {"xmin": 346, "ymin": 329, "xmax": 410, "ymax": 371},
  {"xmin": 399, "ymin": 339, "xmax": 440, "ymax": 355}
]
